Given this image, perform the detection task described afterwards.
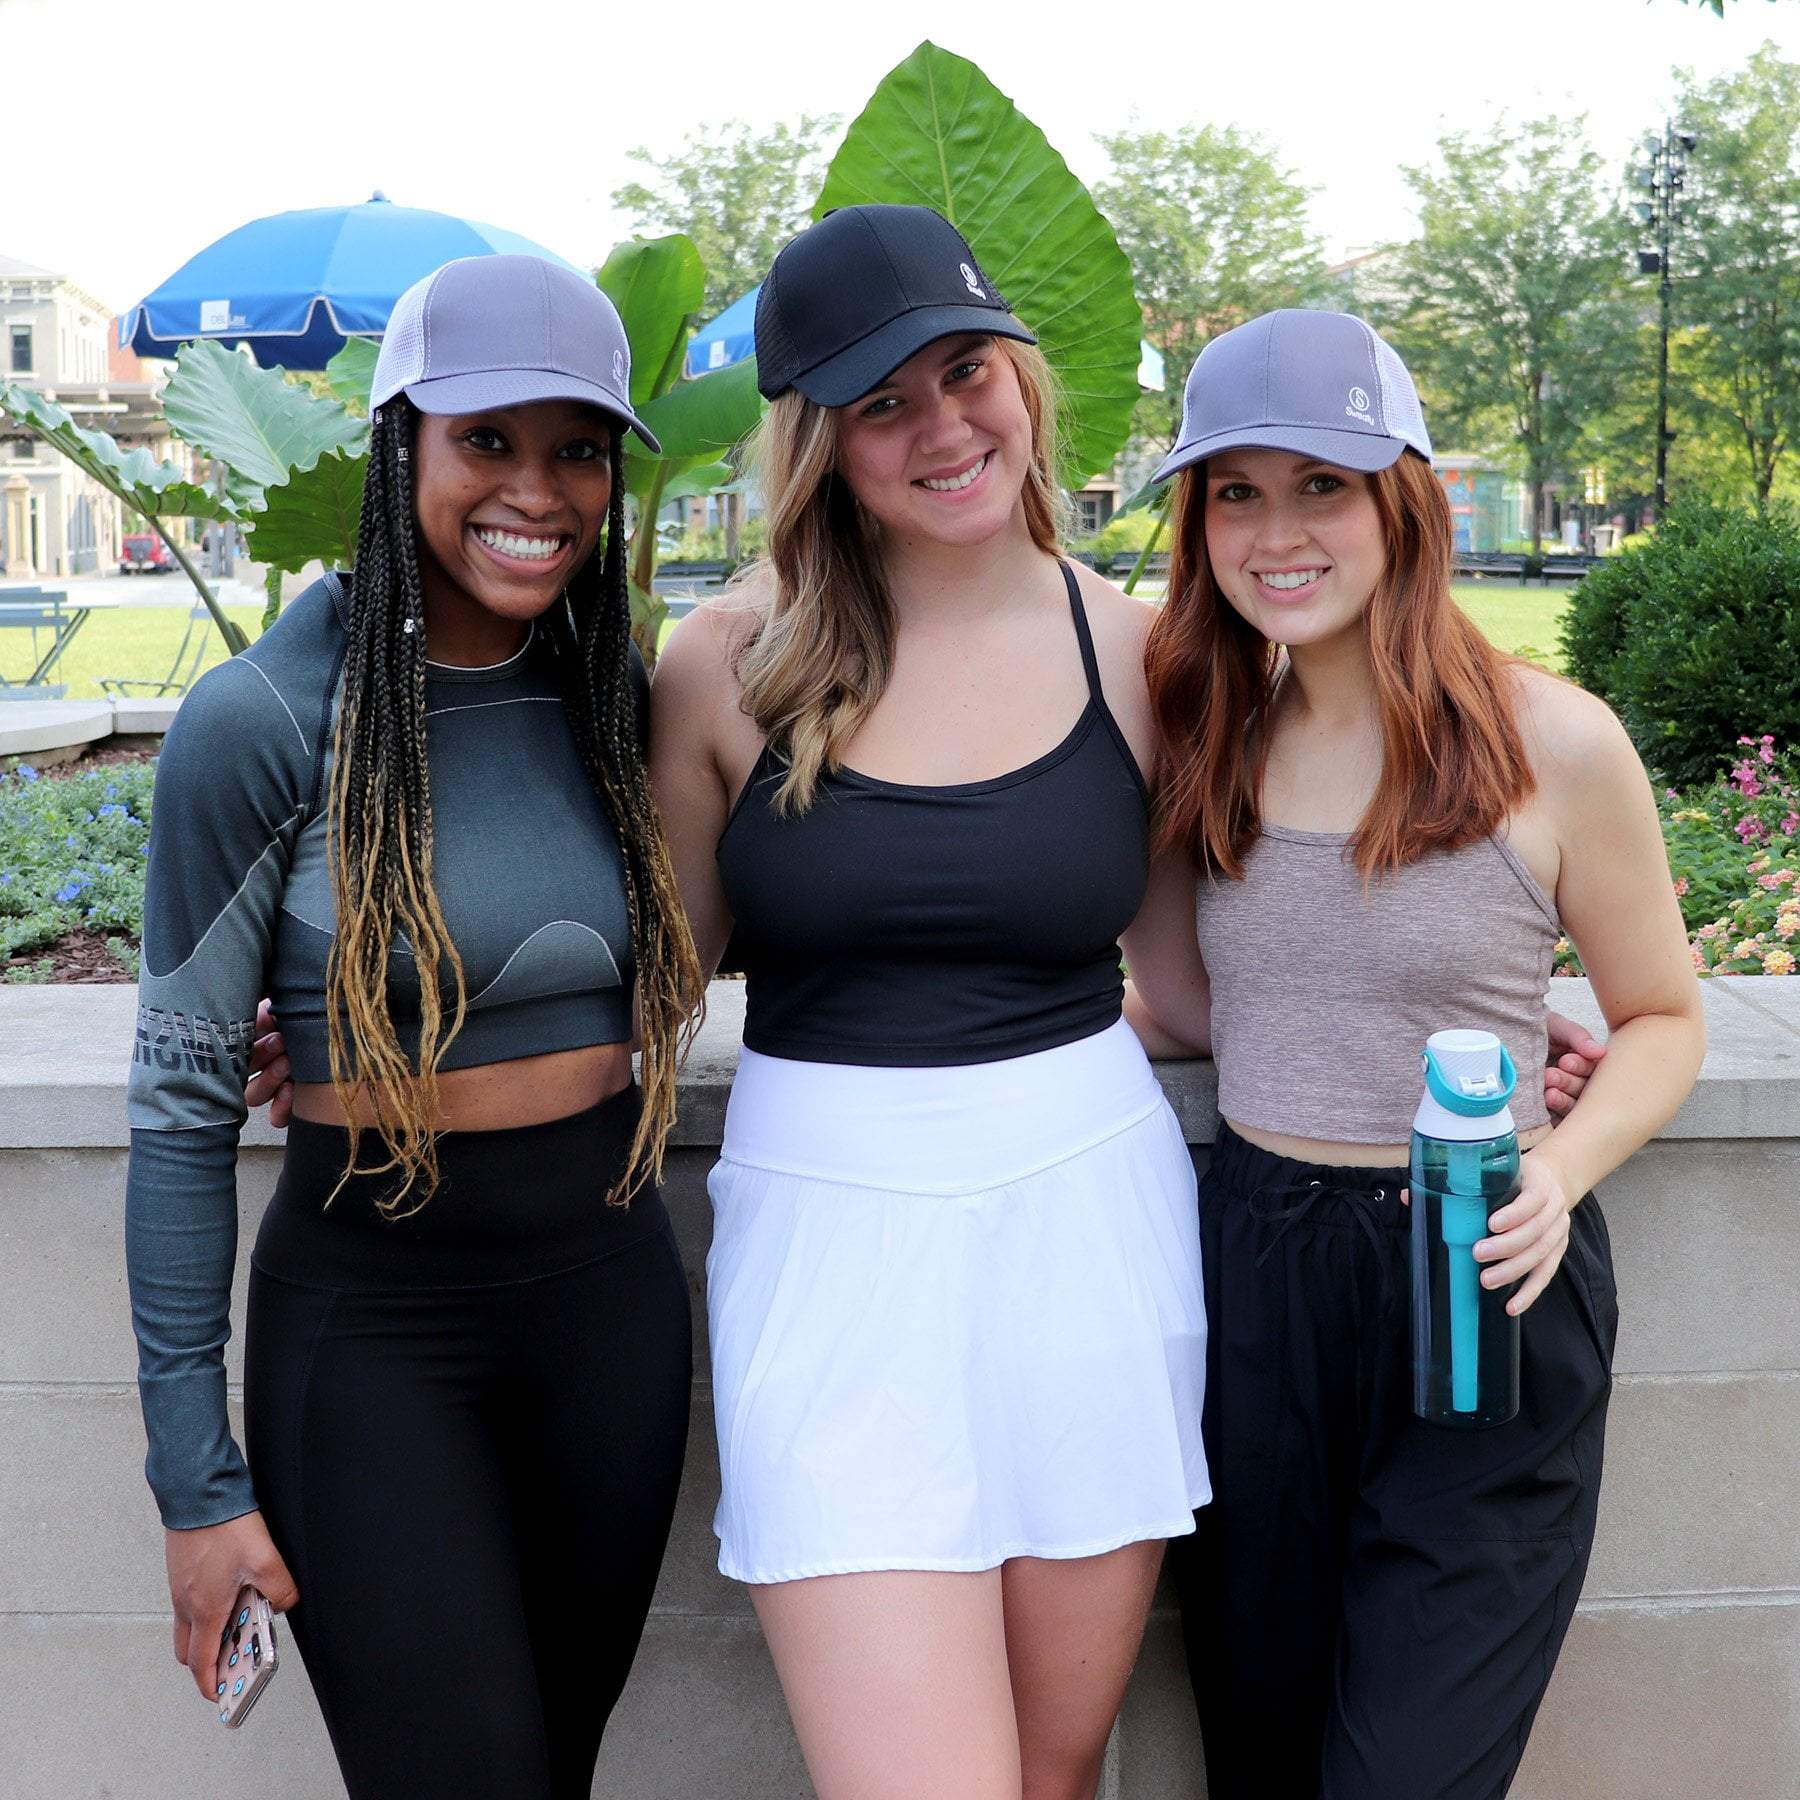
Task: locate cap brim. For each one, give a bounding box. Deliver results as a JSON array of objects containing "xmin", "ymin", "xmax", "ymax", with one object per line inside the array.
[
  {"xmin": 789, "ymin": 306, "xmax": 1038, "ymax": 406},
  {"xmin": 400, "ymin": 367, "xmax": 661, "ymax": 454},
  {"xmin": 1152, "ymin": 424, "xmax": 1408, "ymax": 484}
]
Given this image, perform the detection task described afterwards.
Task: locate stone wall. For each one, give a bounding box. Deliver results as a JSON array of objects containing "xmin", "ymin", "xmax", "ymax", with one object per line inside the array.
[{"xmin": 1, "ymin": 979, "xmax": 1795, "ymax": 1798}]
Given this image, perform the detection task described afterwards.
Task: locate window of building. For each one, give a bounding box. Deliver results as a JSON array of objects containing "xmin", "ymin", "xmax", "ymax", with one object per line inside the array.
[
  {"xmin": 9, "ymin": 326, "xmax": 32, "ymax": 372},
  {"xmin": 11, "ymin": 439, "xmax": 34, "ymax": 460}
]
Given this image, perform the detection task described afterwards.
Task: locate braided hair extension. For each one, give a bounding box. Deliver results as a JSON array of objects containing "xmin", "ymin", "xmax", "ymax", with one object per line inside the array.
[
  {"xmin": 546, "ymin": 439, "xmax": 706, "ymax": 1204},
  {"xmin": 324, "ymin": 403, "xmax": 703, "ymax": 1215},
  {"xmin": 323, "ymin": 397, "xmax": 465, "ymax": 1215}
]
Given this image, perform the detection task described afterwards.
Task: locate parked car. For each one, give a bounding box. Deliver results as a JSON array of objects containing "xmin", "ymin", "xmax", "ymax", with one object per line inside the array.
[{"xmin": 119, "ymin": 533, "xmax": 175, "ymax": 574}]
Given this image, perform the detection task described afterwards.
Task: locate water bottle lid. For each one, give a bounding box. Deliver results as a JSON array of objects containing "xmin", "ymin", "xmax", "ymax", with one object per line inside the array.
[{"xmin": 1421, "ymin": 1030, "xmax": 1517, "ymax": 1119}]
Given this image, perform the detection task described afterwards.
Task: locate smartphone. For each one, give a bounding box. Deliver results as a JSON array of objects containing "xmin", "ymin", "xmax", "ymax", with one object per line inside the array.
[{"xmin": 215, "ymin": 1587, "xmax": 279, "ymax": 1727}]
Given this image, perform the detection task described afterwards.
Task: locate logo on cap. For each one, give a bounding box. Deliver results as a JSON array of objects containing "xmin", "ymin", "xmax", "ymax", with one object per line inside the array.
[
  {"xmin": 959, "ymin": 262, "xmax": 985, "ymax": 298},
  {"xmin": 612, "ymin": 349, "xmax": 626, "ymax": 387},
  {"xmin": 1346, "ymin": 386, "xmax": 1374, "ymax": 424}
]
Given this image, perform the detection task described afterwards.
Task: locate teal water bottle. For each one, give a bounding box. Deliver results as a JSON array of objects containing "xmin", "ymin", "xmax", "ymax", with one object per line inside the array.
[{"xmin": 1409, "ymin": 1029, "xmax": 1521, "ymax": 1428}]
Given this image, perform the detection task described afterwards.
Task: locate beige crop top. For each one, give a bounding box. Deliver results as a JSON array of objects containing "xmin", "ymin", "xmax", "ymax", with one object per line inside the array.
[{"xmin": 1195, "ymin": 824, "xmax": 1560, "ymax": 1144}]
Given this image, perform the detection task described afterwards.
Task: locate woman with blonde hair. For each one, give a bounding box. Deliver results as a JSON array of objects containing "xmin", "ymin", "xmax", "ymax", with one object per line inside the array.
[
  {"xmin": 650, "ymin": 203, "xmax": 1215, "ymax": 1800},
  {"xmin": 1132, "ymin": 309, "xmax": 1703, "ymax": 1798}
]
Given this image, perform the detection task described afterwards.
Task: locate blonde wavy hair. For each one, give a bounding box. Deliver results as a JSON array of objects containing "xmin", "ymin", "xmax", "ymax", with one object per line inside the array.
[{"xmin": 735, "ymin": 337, "xmax": 1067, "ymax": 814}]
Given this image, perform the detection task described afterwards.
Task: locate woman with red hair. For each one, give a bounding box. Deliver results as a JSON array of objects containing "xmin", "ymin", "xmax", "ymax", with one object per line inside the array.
[{"xmin": 1132, "ymin": 310, "xmax": 1704, "ymax": 1799}]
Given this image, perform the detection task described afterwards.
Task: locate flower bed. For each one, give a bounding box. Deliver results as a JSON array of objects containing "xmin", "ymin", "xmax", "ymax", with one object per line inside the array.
[
  {"xmin": 1554, "ymin": 736, "xmax": 1800, "ymax": 978},
  {"xmin": 0, "ymin": 760, "xmax": 153, "ymax": 981}
]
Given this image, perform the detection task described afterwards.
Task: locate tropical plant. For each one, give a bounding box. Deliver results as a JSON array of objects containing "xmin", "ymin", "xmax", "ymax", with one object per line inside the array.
[
  {"xmin": 817, "ymin": 41, "xmax": 1143, "ymax": 490},
  {"xmin": 0, "ymin": 380, "xmax": 249, "ymax": 650}
]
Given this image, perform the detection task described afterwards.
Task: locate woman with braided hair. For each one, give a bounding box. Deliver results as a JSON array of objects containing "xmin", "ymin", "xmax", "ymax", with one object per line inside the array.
[{"xmin": 123, "ymin": 255, "xmax": 704, "ymax": 1799}]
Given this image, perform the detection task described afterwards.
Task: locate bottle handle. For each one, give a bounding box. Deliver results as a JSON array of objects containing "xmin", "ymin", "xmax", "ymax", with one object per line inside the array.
[{"xmin": 1421, "ymin": 1044, "xmax": 1517, "ymax": 1118}]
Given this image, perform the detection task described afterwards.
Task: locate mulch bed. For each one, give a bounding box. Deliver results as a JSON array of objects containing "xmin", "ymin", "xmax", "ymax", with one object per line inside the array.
[{"xmin": 4, "ymin": 928, "xmax": 135, "ymax": 984}]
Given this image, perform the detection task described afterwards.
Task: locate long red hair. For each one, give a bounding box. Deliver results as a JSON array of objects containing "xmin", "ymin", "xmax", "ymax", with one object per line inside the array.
[{"xmin": 1146, "ymin": 450, "xmax": 1533, "ymax": 878}]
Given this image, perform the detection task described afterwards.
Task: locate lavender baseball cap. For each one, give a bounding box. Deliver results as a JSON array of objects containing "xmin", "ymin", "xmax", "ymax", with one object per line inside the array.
[
  {"xmin": 1153, "ymin": 309, "xmax": 1431, "ymax": 482},
  {"xmin": 370, "ymin": 254, "xmax": 660, "ymax": 452}
]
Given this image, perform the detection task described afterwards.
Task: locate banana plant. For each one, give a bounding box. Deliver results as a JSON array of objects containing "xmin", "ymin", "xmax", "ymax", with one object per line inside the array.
[
  {"xmin": 0, "ymin": 379, "xmax": 251, "ymax": 651},
  {"xmin": 596, "ymin": 234, "xmax": 765, "ymax": 660},
  {"xmin": 158, "ymin": 339, "xmax": 370, "ymax": 627},
  {"xmin": 818, "ymin": 41, "xmax": 1143, "ymax": 490}
]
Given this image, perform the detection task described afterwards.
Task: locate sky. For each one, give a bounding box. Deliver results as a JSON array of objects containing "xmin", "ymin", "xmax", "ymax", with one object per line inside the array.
[{"xmin": 9, "ymin": 0, "xmax": 1800, "ymax": 317}]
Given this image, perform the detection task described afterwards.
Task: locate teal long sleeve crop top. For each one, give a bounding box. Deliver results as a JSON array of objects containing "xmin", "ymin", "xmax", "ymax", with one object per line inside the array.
[{"xmin": 125, "ymin": 573, "xmax": 645, "ymax": 1527}]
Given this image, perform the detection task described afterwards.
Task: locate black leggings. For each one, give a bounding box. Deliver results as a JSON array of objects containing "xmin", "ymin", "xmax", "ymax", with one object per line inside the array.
[
  {"xmin": 1173, "ymin": 1124, "xmax": 1616, "ymax": 1800},
  {"xmin": 244, "ymin": 1088, "xmax": 691, "ymax": 1800}
]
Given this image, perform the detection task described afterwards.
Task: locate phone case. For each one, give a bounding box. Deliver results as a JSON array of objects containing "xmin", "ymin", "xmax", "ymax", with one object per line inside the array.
[{"xmin": 215, "ymin": 1588, "xmax": 278, "ymax": 1727}]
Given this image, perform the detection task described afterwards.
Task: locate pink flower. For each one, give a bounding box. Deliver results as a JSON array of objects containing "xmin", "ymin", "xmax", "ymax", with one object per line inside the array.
[
  {"xmin": 1731, "ymin": 761, "xmax": 1763, "ymax": 798},
  {"xmin": 1674, "ymin": 876, "xmax": 1690, "ymax": 896},
  {"xmin": 1665, "ymin": 788, "xmax": 1680, "ymax": 801},
  {"xmin": 1760, "ymin": 873, "xmax": 1785, "ymax": 890},
  {"xmin": 1762, "ymin": 739, "xmax": 1777, "ymax": 766},
  {"xmin": 1784, "ymin": 813, "xmax": 1799, "ymax": 837},
  {"xmin": 1737, "ymin": 815, "xmax": 1768, "ymax": 844},
  {"xmin": 1691, "ymin": 943, "xmax": 1707, "ymax": 968}
]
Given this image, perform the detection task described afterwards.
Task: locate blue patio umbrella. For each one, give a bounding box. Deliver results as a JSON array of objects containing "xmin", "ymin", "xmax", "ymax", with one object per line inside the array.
[
  {"xmin": 687, "ymin": 282, "xmax": 1167, "ymax": 393},
  {"xmin": 117, "ymin": 193, "xmax": 583, "ymax": 369}
]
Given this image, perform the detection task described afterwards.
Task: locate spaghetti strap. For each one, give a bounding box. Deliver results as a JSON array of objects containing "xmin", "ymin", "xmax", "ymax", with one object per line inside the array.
[{"xmin": 1059, "ymin": 560, "xmax": 1105, "ymax": 702}]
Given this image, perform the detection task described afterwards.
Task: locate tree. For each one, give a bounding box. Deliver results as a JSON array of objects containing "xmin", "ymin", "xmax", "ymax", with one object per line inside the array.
[
  {"xmin": 613, "ymin": 116, "xmax": 841, "ymax": 318},
  {"xmin": 1668, "ymin": 46, "xmax": 1800, "ymax": 503},
  {"xmin": 1379, "ymin": 117, "xmax": 1636, "ymax": 555},
  {"xmin": 1093, "ymin": 125, "xmax": 1331, "ymax": 447}
]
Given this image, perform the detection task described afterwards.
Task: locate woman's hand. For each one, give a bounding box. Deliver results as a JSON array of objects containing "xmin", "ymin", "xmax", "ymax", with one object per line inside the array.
[
  {"xmin": 1474, "ymin": 1149, "xmax": 1575, "ymax": 1317},
  {"xmin": 165, "ymin": 1511, "xmax": 299, "ymax": 1700},
  {"xmin": 1543, "ymin": 1009, "xmax": 1605, "ymax": 1119},
  {"xmin": 244, "ymin": 1000, "xmax": 293, "ymax": 1127}
]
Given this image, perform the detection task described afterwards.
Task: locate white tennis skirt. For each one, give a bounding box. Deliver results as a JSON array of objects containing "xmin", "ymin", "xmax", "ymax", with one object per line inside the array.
[{"xmin": 706, "ymin": 1018, "xmax": 1210, "ymax": 1585}]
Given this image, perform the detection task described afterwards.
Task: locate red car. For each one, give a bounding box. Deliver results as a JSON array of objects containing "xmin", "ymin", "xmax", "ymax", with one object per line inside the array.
[{"xmin": 120, "ymin": 532, "xmax": 175, "ymax": 574}]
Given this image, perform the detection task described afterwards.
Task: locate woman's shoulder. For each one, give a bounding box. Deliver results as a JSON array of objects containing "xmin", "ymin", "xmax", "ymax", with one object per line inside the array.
[
  {"xmin": 1509, "ymin": 662, "xmax": 1632, "ymax": 765},
  {"xmin": 1507, "ymin": 662, "xmax": 1645, "ymax": 811},
  {"xmin": 1066, "ymin": 559, "xmax": 1157, "ymax": 678}
]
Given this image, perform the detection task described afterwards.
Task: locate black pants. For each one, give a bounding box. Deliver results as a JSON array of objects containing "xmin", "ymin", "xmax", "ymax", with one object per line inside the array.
[
  {"xmin": 1173, "ymin": 1124, "xmax": 1617, "ymax": 1800},
  {"xmin": 244, "ymin": 1089, "xmax": 692, "ymax": 1800}
]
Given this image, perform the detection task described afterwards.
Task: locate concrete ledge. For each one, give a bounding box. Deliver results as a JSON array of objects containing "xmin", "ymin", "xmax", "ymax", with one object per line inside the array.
[
  {"xmin": 3, "ymin": 975, "xmax": 1797, "ymax": 1798},
  {"xmin": 3, "ymin": 976, "xmax": 1798, "ymax": 1151},
  {"xmin": 0, "ymin": 698, "xmax": 114, "ymax": 761}
]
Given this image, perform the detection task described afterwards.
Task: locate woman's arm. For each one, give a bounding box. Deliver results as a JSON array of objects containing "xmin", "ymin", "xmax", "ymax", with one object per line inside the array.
[
  {"xmin": 126, "ymin": 655, "xmax": 305, "ymax": 1692},
  {"xmin": 1121, "ymin": 847, "xmax": 1213, "ymax": 1059},
  {"xmin": 1477, "ymin": 681, "xmax": 1705, "ymax": 1313},
  {"xmin": 647, "ymin": 602, "xmax": 752, "ymax": 979}
]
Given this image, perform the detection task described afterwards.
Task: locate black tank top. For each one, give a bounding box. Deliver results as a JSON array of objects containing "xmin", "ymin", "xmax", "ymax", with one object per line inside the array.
[{"xmin": 717, "ymin": 563, "xmax": 1149, "ymax": 1067}]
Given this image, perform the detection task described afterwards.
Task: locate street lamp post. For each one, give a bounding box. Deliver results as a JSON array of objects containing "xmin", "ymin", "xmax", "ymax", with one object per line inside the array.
[{"xmin": 1634, "ymin": 123, "xmax": 1697, "ymax": 521}]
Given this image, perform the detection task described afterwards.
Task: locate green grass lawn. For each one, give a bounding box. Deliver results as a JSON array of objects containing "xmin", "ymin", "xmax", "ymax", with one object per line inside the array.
[
  {"xmin": 20, "ymin": 584, "xmax": 1567, "ymax": 701},
  {"xmin": 1450, "ymin": 582, "xmax": 1570, "ymax": 670},
  {"xmin": 12, "ymin": 605, "xmax": 266, "ymax": 701}
]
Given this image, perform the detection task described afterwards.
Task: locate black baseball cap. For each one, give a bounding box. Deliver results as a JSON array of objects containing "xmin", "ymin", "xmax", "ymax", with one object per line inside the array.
[{"xmin": 754, "ymin": 205, "xmax": 1038, "ymax": 406}]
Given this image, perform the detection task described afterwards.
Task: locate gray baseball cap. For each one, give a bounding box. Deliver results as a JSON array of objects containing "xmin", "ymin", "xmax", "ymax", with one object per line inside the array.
[
  {"xmin": 370, "ymin": 254, "xmax": 660, "ymax": 452},
  {"xmin": 1153, "ymin": 309, "xmax": 1430, "ymax": 482}
]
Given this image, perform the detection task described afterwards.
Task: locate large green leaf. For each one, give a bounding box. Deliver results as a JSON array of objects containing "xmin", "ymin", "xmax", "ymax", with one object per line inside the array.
[
  {"xmin": 245, "ymin": 449, "xmax": 367, "ymax": 574},
  {"xmin": 0, "ymin": 381, "xmax": 238, "ymax": 522},
  {"xmin": 816, "ymin": 41, "xmax": 1142, "ymax": 486},
  {"xmin": 660, "ymin": 460, "xmax": 736, "ymax": 504},
  {"xmin": 636, "ymin": 359, "xmax": 764, "ymax": 461},
  {"xmin": 597, "ymin": 235, "xmax": 707, "ymax": 409},
  {"xmin": 323, "ymin": 338, "xmax": 380, "ymax": 414},
  {"xmin": 161, "ymin": 338, "xmax": 368, "ymax": 491}
]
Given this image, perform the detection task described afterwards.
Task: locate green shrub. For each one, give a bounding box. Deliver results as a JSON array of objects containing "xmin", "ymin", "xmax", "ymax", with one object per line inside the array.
[
  {"xmin": 1069, "ymin": 507, "xmax": 1164, "ymax": 561},
  {"xmin": 0, "ymin": 761, "xmax": 155, "ymax": 964},
  {"xmin": 1559, "ymin": 499, "xmax": 1800, "ymax": 786}
]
